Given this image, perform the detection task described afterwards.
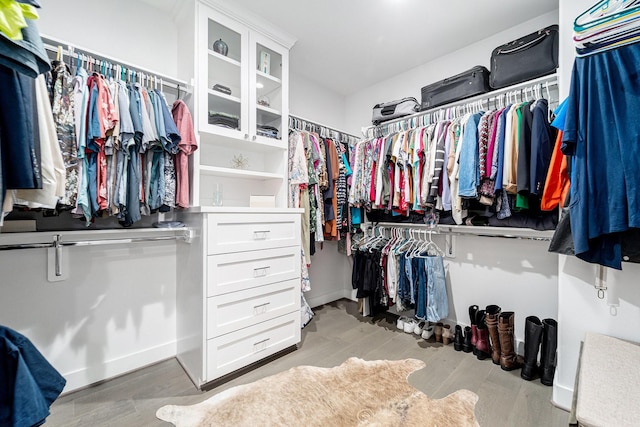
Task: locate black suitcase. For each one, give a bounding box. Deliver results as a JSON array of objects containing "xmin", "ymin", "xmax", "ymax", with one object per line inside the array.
[
  {"xmin": 420, "ymin": 66, "xmax": 491, "ymax": 111},
  {"xmin": 490, "ymin": 25, "xmax": 559, "ymax": 89}
]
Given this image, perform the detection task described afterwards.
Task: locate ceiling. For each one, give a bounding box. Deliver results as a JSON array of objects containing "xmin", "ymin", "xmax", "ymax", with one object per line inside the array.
[{"xmin": 143, "ymin": 0, "xmax": 559, "ymax": 96}]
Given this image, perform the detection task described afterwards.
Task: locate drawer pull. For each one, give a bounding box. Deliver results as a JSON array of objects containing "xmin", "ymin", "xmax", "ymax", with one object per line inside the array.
[
  {"xmin": 253, "ymin": 230, "xmax": 271, "ymax": 240},
  {"xmin": 253, "ymin": 338, "xmax": 270, "ymax": 353},
  {"xmin": 253, "ymin": 302, "xmax": 270, "ymax": 315},
  {"xmin": 253, "ymin": 266, "xmax": 270, "ymax": 277}
]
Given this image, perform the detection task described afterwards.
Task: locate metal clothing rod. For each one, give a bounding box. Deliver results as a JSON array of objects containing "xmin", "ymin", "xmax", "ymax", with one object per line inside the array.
[
  {"xmin": 0, "ymin": 232, "xmax": 191, "ymax": 251},
  {"xmin": 370, "ymin": 222, "xmax": 553, "ymax": 242},
  {"xmin": 40, "ymin": 34, "xmax": 190, "ymax": 92},
  {"xmin": 289, "ymin": 114, "xmax": 359, "ymax": 142},
  {"xmin": 365, "ymin": 73, "xmax": 559, "ymax": 138}
]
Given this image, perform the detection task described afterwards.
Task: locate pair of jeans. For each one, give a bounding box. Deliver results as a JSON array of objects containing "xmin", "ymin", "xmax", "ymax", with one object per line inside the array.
[
  {"xmin": 414, "ymin": 257, "xmax": 427, "ymax": 320},
  {"xmin": 425, "ymin": 256, "xmax": 449, "ymax": 322}
]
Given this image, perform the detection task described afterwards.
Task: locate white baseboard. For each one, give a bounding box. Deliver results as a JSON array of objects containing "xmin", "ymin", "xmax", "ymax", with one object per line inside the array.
[
  {"xmin": 61, "ymin": 341, "xmax": 177, "ymax": 393},
  {"xmin": 306, "ymin": 289, "xmax": 350, "ymax": 309},
  {"xmin": 552, "ymin": 382, "xmax": 573, "ymax": 411}
]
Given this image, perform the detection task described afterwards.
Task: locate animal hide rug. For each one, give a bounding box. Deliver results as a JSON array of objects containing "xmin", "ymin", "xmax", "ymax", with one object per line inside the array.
[{"xmin": 156, "ymin": 357, "xmax": 479, "ymax": 426}]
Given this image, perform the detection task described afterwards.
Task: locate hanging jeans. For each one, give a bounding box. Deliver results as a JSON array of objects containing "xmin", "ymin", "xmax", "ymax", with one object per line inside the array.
[
  {"xmin": 404, "ymin": 254, "xmax": 415, "ymax": 305},
  {"xmin": 425, "ymin": 256, "xmax": 449, "ymax": 322},
  {"xmin": 397, "ymin": 255, "xmax": 412, "ymax": 310},
  {"xmin": 414, "ymin": 257, "xmax": 427, "ymax": 320}
]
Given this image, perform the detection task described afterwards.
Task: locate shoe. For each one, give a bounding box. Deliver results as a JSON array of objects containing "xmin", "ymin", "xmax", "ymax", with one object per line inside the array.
[
  {"xmin": 434, "ymin": 322, "xmax": 444, "ymax": 342},
  {"xmin": 421, "ymin": 326, "xmax": 434, "ymax": 340},
  {"xmin": 473, "ymin": 310, "xmax": 486, "ymax": 355},
  {"xmin": 442, "ymin": 324, "xmax": 453, "ymax": 345},
  {"xmin": 403, "ymin": 319, "xmax": 417, "ymax": 334},
  {"xmin": 475, "ymin": 325, "xmax": 491, "ymax": 360},
  {"xmin": 396, "ymin": 316, "xmax": 408, "ymax": 330},
  {"xmin": 498, "ymin": 311, "xmax": 524, "ymax": 371},
  {"xmin": 521, "ymin": 316, "xmax": 543, "ymax": 381},
  {"xmin": 485, "ymin": 305, "xmax": 502, "ymax": 365},
  {"xmin": 462, "ymin": 326, "xmax": 473, "ymax": 353},
  {"xmin": 453, "ymin": 325, "xmax": 464, "ymax": 351},
  {"xmin": 540, "ymin": 318, "xmax": 558, "ymax": 386},
  {"xmin": 414, "ymin": 320, "xmax": 427, "ymax": 336},
  {"xmin": 469, "ymin": 305, "xmax": 479, "ymax": 353}
]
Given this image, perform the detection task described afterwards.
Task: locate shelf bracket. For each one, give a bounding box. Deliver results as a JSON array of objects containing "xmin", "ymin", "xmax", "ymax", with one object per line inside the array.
[{"xmin": 445, "ymin": 234, "xmax": 456, "ymax": 258}]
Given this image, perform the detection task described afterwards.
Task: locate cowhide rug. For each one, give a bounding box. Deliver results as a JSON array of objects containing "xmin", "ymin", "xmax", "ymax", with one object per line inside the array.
[{"xmin": 157, "ymin": 357, "xmax": 479, "ymax": 427}]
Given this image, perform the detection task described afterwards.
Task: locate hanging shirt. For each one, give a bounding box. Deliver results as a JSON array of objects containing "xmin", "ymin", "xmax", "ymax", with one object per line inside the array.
[{"xmin": 171, "ymin": 99, "xmax": 198, "ymax": 208}]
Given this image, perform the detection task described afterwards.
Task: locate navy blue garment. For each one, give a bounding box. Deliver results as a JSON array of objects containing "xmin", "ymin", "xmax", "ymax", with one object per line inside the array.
[
  {"xmin": 516, "ymin": 102, "xmax": 534, "ymax": 195},
  {"xmin": 0, "ymin": 19, "xmax": 50, "ymax": 77},
  {"xmin": 563, "ymin": 42, "xmax": 640, "ymax": 269},
  {"xmin": 0, "ymin": 326, "xmax": 65, "ymax": 427},
  {"xmin": 0, "ymin": 64, "xmax": 41, "ymax": 190},
  {"xmin": 86, "ymin": 82, "xmax": 101, "ymax": 215},
  {"xmin": 414, "ymin": 257, "xmax": 427, "ymax": 320},
  {"xmin": 530, "ymin": 99, "xmax": 553, "ymax": 196},
  {"xmin": 120, "ymin": 85, "xmax": 143, "ymax": 227}
]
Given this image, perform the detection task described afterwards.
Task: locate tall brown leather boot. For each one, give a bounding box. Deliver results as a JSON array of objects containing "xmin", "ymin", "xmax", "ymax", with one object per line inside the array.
[
  {"xmin": 498, "ymin": 311, "xmax": 523, "ymax": 371},
  {"xmin": 485, "ymin": 305, "xmax": 502, "ymax": 365}
]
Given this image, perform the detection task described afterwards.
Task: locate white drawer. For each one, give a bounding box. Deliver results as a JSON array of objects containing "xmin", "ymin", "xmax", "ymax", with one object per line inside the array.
[
  {"xmin": 206, "ymin": 312, "xmax": 300, "ymax": 381},
  {"xmin": 207, "ymin": 279, "xmax": 299, "ymax": 338},
  {"xmin": 207, "ymin": 213, "xmax": 300, "ymax": 254},
  {"xmin": 207, "ymin": 246, "xmax": 300, "ymax": 296}
]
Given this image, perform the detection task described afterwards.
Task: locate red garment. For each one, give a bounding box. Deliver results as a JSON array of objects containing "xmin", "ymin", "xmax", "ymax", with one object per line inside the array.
[
  {"xmin": 541, "ymin": 130, "xmax": 570, "ymax": 211},
  {"xmin": 172, "ymin": 100, "xmax": 198, "ymax": 208}
]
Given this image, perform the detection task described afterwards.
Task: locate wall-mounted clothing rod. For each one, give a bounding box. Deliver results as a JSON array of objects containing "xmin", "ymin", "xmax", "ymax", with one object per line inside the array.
[
  {"xmin": 370, "ymin": 222, "xmax": 553, "ymax": 241},
  {"xmin": 40, "ymin": 34, "xmax": 191, "ymax": 93},
  {"xmin": 0, "ymin": 228, "xmax": 193, "ymax": 279},
  {"xmin": 289, "ymin": 114, "xmax": 359, "ymax": 145},
  {"xmin": 365, "ymin": 73, "xmax": 559, "ymax": 139}
]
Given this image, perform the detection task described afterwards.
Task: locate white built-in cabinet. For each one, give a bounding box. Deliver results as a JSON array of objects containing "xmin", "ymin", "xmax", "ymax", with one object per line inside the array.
[
  {"xmin": 176, "ymin": 209, "xmax": 301, "ymax": 387},
  {"xmin": 174, "ymin": 0, "xmax": 301, "ymax": 389},
  {"xmin": 193, "ymin": 1, "xmax": 292, "ymax": 208}
]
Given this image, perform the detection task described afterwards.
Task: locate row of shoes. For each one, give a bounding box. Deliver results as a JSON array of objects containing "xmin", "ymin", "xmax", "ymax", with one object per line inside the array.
[
  {"xmin": 396, "ymin": 317, "xmax": 454, "ymax": 344},
  {"xmin": 454, "ymin": 305, "xmax": 558, "ymax": 386}
]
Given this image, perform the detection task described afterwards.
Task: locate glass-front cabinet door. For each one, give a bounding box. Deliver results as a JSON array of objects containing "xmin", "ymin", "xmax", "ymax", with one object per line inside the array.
[
  {"xmin": 250, "ymin": 32, "xmax": 288, "ymax": 146},
  {"xmin": 200, "ymin": 9, "xmax": 249, "ymax": 139}
]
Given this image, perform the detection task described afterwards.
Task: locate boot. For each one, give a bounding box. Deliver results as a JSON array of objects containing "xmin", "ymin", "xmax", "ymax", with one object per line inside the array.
[
  {"xmin": 540, "ymin": 318, "xmax": 558, "ymax": 386},
  {"xmin": 462, "ymin": 326, "xmax": 473, "ymax": 353},
  {"xmin": 498, "ymin": 311, "xmax": 523, "ymax": 371},
  {"xmin": 453, "ymin": 325, "xmax": 464, "ymax": 351},
  {"xmin": 521, "ymin": 316, "xmax": 544, "ymax": 381},
  {"xmin": 485, "ymin": 305, "xmax": 502, "ymax": 365},
  {"xmin": 442, "ymin": 324, "xmax": 452, "ymax": 345},
  {"xmin": 434, "ymin": 322, "xmax": 443, "ymax": 343},
  {"xmin": 475, "ymin": 310, "xmax": 491, "ymax": 360},
  {"xmin": 469, "ymin": 305, "xmax": 479, "ymax": 354}
]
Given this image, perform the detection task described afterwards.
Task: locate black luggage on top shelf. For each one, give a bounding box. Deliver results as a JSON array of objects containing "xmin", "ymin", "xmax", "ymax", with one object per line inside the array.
[
  {"xmin": 420, "ymin": 66, "xmax": 491, "ymax": 111},
  {"xmin": 489, "ymin": 25, "xmax": 559, "ymax": 89}
]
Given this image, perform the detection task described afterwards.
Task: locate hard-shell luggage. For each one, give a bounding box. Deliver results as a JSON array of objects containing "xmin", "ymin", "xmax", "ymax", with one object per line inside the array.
[
  {"xmin": 420, "ymin": 66, "xmax": 491, "ymax": 111},
  {"xmin": 371, "ymin": 97, "xmax": 420, "ymax": 125}
]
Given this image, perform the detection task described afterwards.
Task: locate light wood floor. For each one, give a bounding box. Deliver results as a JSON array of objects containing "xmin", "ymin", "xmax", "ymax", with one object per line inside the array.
[{"xmin": 44, "ymin": 299, "xmax": 569, "ymax": 426}]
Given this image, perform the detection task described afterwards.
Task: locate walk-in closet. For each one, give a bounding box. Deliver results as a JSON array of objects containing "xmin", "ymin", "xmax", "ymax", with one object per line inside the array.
[{"xmin": 2, "ymin": 0, "xmax": 640, "ymax": 426}]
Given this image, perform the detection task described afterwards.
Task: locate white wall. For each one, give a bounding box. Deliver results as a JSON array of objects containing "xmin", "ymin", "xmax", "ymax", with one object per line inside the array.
[
  {"xmin": 289, "ymin": 71, "xmax": 354, "ymax": 308},
  {"xmin": 553, "ymin": 0, "xmax": 640, "ymax": 410},
  {"xmin": 0, "ymin": 239, "xmax": 177, "ymax": 393},
  {"xmin": 344, "ymin": 10, "xmax": 559, "ymax": 135},
  {"xmin": 37, "ymin": 0, "xmax": 179, "ymax": 78}
]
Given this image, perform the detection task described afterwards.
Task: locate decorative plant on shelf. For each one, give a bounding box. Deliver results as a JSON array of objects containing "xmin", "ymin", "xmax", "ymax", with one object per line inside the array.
[{"xmin": 231, "ymin": 154, "xmax": 249, "ymax": 169}]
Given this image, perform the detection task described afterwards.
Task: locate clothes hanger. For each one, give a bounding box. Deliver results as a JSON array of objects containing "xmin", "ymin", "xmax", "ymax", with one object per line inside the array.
[{"xmin": 575, "ymin": 0, "xmax": 640, "ymax": 32}]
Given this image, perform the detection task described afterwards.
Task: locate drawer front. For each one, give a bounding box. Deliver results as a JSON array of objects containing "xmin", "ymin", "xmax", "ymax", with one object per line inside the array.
[
  {"xmin": 206, "ymin": 312, "xmax": 300, "ymax": 381},
  {"xmin": 207, "ymin": 246, "xmax": 300, "ymax": 296},
  {"xmin": 207, "ymin": 279, "xmax": 299, "ymax": 338},
  {"xmin": 207, "ymin": 213, "xmax": 300, "ymax": 255}
]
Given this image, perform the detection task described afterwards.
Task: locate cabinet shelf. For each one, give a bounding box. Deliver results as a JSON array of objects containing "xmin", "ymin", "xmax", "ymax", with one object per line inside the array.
[
  {"xmin": 200, "ymin": 165, "xmax": 284, "ymax": 180},
  {"xmin": 208, "ymin": 89, "xmax": 241, "ymax": 104},
  {"xmin": 256, "ymin": 70, "xmax": 281, "ymax": 84},
  {"xmin": 257, "ymin": 104, "xmax": 281, "ymax": 117},
  {"xmin": 200, "ymin": 130, "xmax": 286, "ymax": 151},
  {"xmin": 208, "ymin": 50, "xmax": 241, "ymax": 68}
]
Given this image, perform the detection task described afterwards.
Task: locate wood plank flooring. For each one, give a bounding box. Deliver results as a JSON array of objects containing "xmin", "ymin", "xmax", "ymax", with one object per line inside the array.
[{"xmin": 44, "ymin": 299, "xmax": 569, "ymax": 426}]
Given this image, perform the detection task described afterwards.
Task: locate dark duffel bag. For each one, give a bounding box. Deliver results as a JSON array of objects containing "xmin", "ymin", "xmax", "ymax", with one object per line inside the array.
[
  {"xmin": 372, "ymin": 97, "xmax": 420, "ymax": 125},
  {"xmin": 420, "ymin": 66, "xmax": 490, "ymax": 111},
  {"xmin": 490, "ymin": 24, "xmax": 559, "ymax": 89}
]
